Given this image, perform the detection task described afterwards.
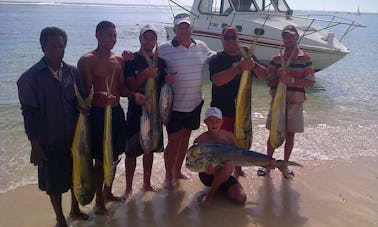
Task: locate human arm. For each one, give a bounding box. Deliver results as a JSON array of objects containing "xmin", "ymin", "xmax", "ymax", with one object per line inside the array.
[
  {"xmin": 17, "ymin": 75, "xmax": 47, "ymax": 166},
  {"xmin": 77, "ymin": 55, "xmax": 94, "ymax": 96},
  {"xmin": 122, "ymin": 50, "xmax": 135, "ymax": 61}
]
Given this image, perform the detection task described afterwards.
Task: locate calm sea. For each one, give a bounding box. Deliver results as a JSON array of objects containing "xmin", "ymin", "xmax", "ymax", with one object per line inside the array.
[{"xmin": 0, "ymin": 3, "xmax": 377, "ymax": 193}]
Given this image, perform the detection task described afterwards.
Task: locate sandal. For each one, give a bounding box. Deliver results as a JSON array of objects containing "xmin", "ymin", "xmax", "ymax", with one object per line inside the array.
[
  {"xmin": 257, "ymin": 167, "xmax": 270, "ymax": 176},
  {"xmin": 282, "ymin": 169, "xmax": 295, "ymax": 179}
]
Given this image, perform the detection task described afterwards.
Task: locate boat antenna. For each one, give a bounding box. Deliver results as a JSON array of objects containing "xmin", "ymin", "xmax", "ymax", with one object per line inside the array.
[
  {"xmin": 168, "ymin": 0, "xmax": 199, "ymax": 17},
  {"xmin": 167, "ymin": 0, "xmax": 175, "ymax": 20}
]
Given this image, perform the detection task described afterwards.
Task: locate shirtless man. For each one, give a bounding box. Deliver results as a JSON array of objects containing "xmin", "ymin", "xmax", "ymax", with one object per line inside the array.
[{"xmin": 78, "ymin": 21, "xmax": 144, "ymax": 214}]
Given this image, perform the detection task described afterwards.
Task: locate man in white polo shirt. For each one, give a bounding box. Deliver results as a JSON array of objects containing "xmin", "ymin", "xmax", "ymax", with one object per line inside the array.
[{"xmin": 159, "ymin": 14, "xmax": 215, "ymax": 189}]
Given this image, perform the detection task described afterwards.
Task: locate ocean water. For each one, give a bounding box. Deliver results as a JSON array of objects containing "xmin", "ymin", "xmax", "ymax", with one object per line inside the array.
[{"xmin": 0, "ymin": 3, "xmax": 377, "ymax": 193}]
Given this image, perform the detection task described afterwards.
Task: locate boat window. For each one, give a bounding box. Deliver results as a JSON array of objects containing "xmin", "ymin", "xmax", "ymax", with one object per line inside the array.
[
  {"xmin": 198, "ymin": 0, "xmax": 233, "ymax": 15},
  {"xmin": 254, "ymin": 0, "xmax": 290, "ymax": 12},
  {"xmin": 272, "ymin": 0, "xmax": 289, "ymax": 12},
  {"xmin": 232, "ymin": 0, "xmax": 257, "ymax": 12}
]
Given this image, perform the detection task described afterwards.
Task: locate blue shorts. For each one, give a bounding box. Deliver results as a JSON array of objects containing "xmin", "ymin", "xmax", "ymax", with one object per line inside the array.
[
  {"xmin": 166, "ymin": 101, "xmax": 204, "ymax": 134},
  {"xmin": 89, "ymin": 105, "xmax": 126, "ymax": 160},
  {"xmin": 38, "ymin": 141, "xmax": 72, "ymax": 195}
]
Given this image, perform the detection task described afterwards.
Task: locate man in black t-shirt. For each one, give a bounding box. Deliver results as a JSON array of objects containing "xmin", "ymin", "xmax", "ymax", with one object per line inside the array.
[
  {"xmin": 123, "ymin": 24, "xmax": 173, "ymax": 198},
  {"xmin": 209, "ymin": 25, "xmax": 267, "ymax": 177}
]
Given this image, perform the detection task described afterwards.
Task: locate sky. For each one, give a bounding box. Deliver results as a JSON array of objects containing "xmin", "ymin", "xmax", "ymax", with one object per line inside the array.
[{"xmin": 1, "ymin": 0, "xmax": 378, "ymax": 13}]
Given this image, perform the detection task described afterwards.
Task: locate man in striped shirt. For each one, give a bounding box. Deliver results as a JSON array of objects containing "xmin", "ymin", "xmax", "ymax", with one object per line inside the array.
[
  {"xmin": 159, "ymin": 15, "xmax": 215, "ymax": 189},
  {"xmin": 259, "ymin": 25, "xmax": 315, "ymax": 178}
]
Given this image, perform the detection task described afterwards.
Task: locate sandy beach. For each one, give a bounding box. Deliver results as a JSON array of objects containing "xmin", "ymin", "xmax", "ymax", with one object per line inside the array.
[{"xmin": 0, "ymin": 157, "xmax": 377, "ymax": 227}]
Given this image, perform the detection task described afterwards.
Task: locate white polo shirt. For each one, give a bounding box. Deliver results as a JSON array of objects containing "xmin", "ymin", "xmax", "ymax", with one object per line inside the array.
[{"xmin": 159, "ymin": 38, "xmax": 214, "ymax": 112}]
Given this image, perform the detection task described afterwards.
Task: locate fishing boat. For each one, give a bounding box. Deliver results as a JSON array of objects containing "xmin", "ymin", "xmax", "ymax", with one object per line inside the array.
[{"xmin": 166, "ymin": 0, "xmax": 365, "ymax": 71}]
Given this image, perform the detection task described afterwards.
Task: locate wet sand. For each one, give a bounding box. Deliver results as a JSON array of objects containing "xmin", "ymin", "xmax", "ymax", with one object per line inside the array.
[{"xmin": 0, "ymin": 157, "xmax": 377, "ymax": 227}]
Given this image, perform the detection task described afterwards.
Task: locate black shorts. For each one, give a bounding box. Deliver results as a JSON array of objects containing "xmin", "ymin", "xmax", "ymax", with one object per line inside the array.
[
  {"xmin": 38, "ymin": 141, "xmax": 72, "ymax": 195},
  {"xmin": 166, "ymin": 101, "xmax": 204, "ymax": 134},
  {"xmin": 89, "ymin": 105, "xmax": 126, "ymax": 160},
  {"xmin": 125, "ymin": 106, "xmax": 164, "ymax": 157},
  {"xmin": 199, "ymin": 172, "xmax": 239, "ymax": 193},
  {"xmin": 125, "ymin": 131, "xmax": 163, "ymax": 158}
]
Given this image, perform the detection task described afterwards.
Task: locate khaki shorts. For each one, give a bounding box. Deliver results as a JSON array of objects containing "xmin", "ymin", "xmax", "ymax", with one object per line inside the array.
[{"xmin": 266, "ymin": 104, "xmax": 304, "ymax": 133}]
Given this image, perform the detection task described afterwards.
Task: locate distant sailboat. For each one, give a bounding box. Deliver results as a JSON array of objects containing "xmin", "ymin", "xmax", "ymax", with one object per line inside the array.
[{"xmin": 357, "ymin": 5, "xmax": 361, "ymax": 15}]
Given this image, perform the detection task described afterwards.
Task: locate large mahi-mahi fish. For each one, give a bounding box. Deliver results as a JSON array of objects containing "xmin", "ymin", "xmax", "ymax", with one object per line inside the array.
[
  {"xmin": 269, "ymin": 49, "xmax": 294, "ymax": 149},
  {"xmin": 234, "ymin": 28, "xmax": 264, "ymax": 150},
  {"xmin": 71, "ymin": 84, "xmax": 95, "ymax": 205},
  {"xmin": 269, "ymin": 80, "xmax": 287, "ymax": 149},
  {"xmin": 103, "ymin": 69, "xmax": 118, "ymax": 187},
  {"xmin": 186, "ymin": 143, "xmax": 302, "ymax": 179},
  {"xmin": 234, "ymin": 69, "xmax": 252, "ymax": 150},
  {"xmin": 140, "ymin": 47, "xmax": 163, "ymax": 153}
]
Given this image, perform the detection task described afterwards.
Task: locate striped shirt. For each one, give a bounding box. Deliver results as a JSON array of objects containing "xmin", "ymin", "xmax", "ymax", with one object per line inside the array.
[
  {"xmin": 267, "ymin": 48, "xmax": 315, "ymax": 104},
  {"xmin": 159, "ymin": 38, "xmax": 214, "ymax": 112}
]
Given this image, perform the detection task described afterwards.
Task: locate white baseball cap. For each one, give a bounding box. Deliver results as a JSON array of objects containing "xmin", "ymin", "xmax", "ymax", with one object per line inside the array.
[
  {"xmin": 140, "ymin": 24, "xmax": 158, "ymax": 37},
  {"xmin": 174, "ymin": 14, "xmax": 191, "ymax": 26},
  {"xmin": 205, "ymin": 107, "xmax": 222, "ymax": 120}
]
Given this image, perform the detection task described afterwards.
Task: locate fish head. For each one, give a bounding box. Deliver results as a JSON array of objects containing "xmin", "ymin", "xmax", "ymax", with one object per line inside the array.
[{"xmin": 185, "ymin": 144, "xmax": 209, "ymax": 172}]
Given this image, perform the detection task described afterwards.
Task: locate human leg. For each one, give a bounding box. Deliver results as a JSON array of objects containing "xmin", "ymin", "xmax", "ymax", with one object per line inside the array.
[
  {"xmin": 103, "ymin": 158, "xmax": 124, "ymax": 202},
  {"xmin": 201, "ymin": 164, "xmax": 234, "ymax": 208},
  {"xmin": 284, "ymin": 132, "xmax": 295, "ymax": 161},
  {"xmin": 124, "ymin": 156, "xmax": 136, "ymax": 199},
  {"xmin": 143, "ymin": 152, "xmax": 157, "ymax": 191},
  {"xmin": 227, "ymin": 183, "xmax": 246, "ymax": 205},
  {"xmin": 94, "ymin": 160, "xmax": 106, "ymax": 214},
  {"xmin": 163, "ymin": 131, "xmax": 181, "ymax": 189},
  {"xmin": 174, "ymin": 128, "xmax": 192, "ymax": 180},
  {"xmin": 69, "ymin": 189, "xmax": 89, "ymax": 220},
  {"xmin": 49, "ymin": 194, "xmax": 67, "ymax": 227}
]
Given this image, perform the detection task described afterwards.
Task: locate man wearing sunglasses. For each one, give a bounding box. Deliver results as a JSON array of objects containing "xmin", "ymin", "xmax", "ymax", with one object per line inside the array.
[{"xmin": 209, "ymin": 25, "xmax": 267, "ymax": 177}]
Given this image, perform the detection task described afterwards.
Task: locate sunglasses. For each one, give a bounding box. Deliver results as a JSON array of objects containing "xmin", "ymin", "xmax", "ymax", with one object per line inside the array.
[
  {"xmin": 282, "ymin": 32, "xmax": 296, "ymax": 39},
  {"xmin": 223, "ymin": 35, "xmax": 237, "ymax": 40}
]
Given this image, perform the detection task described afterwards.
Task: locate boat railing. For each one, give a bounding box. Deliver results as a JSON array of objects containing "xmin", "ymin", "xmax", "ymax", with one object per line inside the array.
[
  {"xmin": 291, "ymin": 13, "xmax": 366, "ymax": 42},
  {"xmin": 227, "ymin": 11, "xmax": 366, "ymax": 43}
]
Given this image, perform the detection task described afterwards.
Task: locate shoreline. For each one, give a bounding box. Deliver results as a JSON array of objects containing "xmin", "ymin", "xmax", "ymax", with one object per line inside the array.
[{"xmin": 1, "ymin": 157, "xmax": 377, "ymax": 226}]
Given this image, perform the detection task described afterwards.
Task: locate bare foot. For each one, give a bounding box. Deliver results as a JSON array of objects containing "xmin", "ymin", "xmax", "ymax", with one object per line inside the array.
[
  {"xmin": 163, "ymin": 179, "xmax": 174, "ymax": 190},
  {"xmin": 56, "ymin": 216, "xmax": 67, "ymax": 227},
  {"xmin": 94, "ymin": 203, "xmax": 107, "ymax": 215},
  {"xmin": 122, "ymin": 189, "xmax": 133, "ymax": 200},
  {"xmin": 234, "ymin": 167, "xmax": 247, "ymax": 178},
  {"xmin": 200, "ymin": 195, "xmax": 213, "ymax": 208},
  {"xmin": 175, "ymin": 173, "xmax": 191, "ymax": 180},
  {"xmin": 69, "ymin": 209, "xmax": 89, "ymax": 220},
  {"xmin": 104, "ymin": 193, "xmax": 126, "ymax": 203},
  {"xmin": 143, "ymin": 184, "xmax": 158, "ymax": 192}
]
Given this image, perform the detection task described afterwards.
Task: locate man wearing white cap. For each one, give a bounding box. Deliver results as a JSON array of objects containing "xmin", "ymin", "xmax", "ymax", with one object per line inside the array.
[
  {"xmin": 159, "ymin": 14, "xmax": 215, "ymax": 189},
  {"xmin": 123, "ymin": 24, "xmax": 173, "ymax": 198},
  {"xmin": 193, "ymin": 107, "xmax": 246, "ymax": 208}
]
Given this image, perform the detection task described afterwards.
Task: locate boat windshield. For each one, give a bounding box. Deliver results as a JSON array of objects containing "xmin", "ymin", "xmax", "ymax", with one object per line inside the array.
[
  {"xmin": 198, "ymin": 0, "xmax": 233, "ymax": 15},
  {"xmin": 197, "ymin": 0, "xmax": 290, "ymax": 14},
  {"xmin": 232, "ymin": 0, "xmax": 290, "ymax": 12}
]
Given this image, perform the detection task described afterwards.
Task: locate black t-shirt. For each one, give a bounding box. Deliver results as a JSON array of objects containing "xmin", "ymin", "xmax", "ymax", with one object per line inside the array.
[
  {"xmin": 209, "ymin": 51, "xmax": 241, "ymax": 117},
  {"xmin": 209, "ymin": 51, "xmax": 258, "ymax": 118},
  {"xmin": 124, "ymin": 52, "xmax": 167, "ymax": 133}
]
